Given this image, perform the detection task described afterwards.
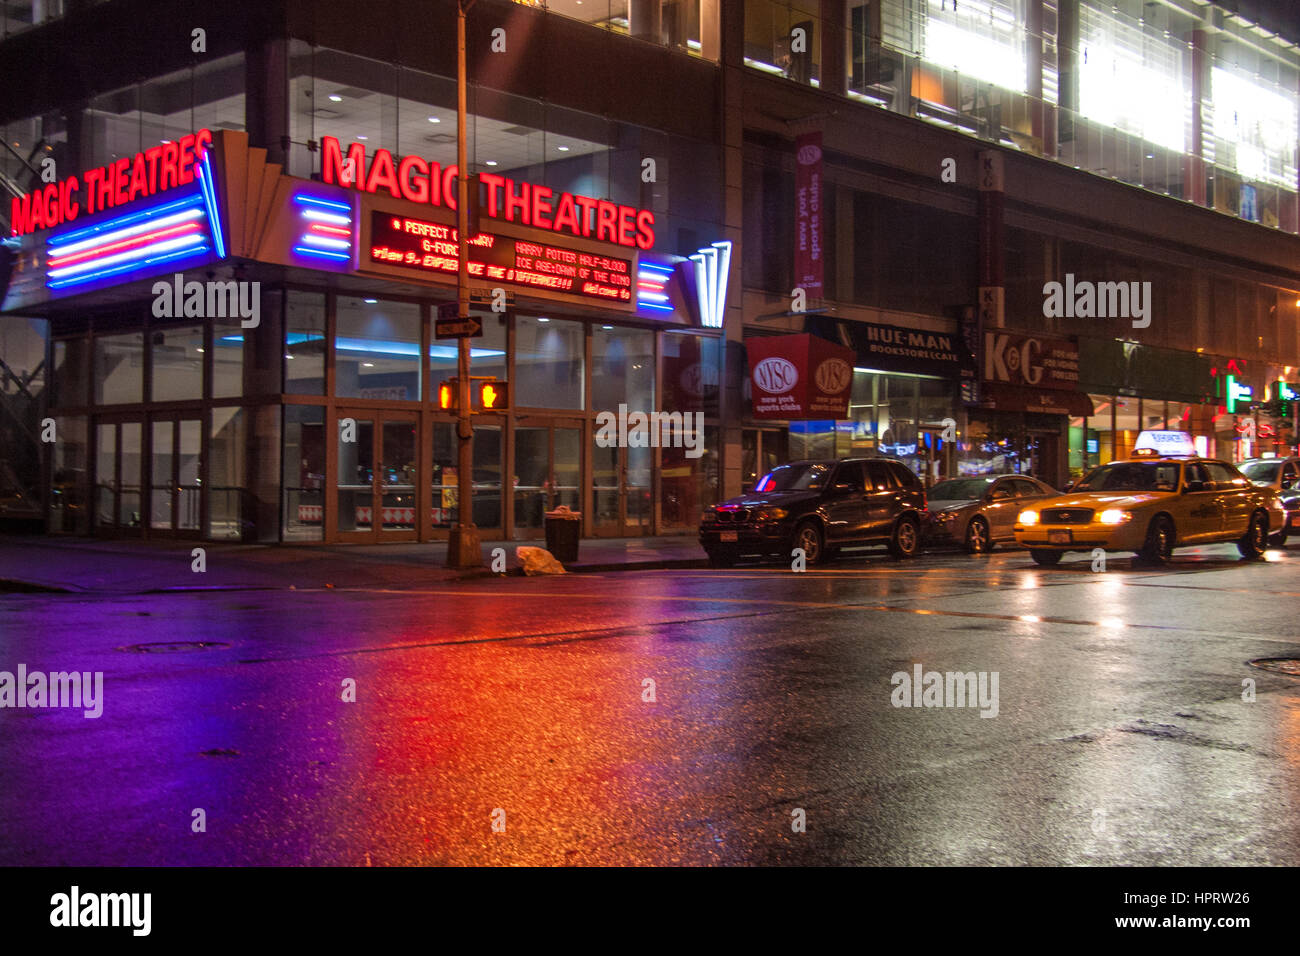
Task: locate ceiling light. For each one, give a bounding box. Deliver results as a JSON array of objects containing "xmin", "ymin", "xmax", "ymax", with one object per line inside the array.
[
  {"xmin": 485, "ymin": 160, "xmax": 498, "ymax": 166},
  {"xmin": 428, "ymin": 116, "xmax": 440, "ymax": 123},
  {"xmin": 557, "ymin": 145, "xmax": 570, "ymax": 151},
  {"xmin": 329, "ymin": 94, "xmax": 342, "ymax": 102},
  {"xmin": 364, "ymin": 298, "xmax": 378, "ymax": 304},
  {"xmin": 537, "ymin": 317, "xmax": 549, "ymax": 322},
  {"xmin": 362, "ymin": 362, "xmax": 375, "ymax": 367},
  {"xmin": 601, "ymin": 325, "xmax": 613, "ymax": 330},
  {"xmin": 357, "ymin": 135, "xmax": 368, "ymax": 141}
]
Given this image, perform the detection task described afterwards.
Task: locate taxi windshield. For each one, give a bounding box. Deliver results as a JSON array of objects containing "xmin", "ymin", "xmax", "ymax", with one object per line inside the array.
[
  {"xmin": 1073, "ymin": 462, "xmax": 1181, "ymax": 492},
  {"xmin": 755, "ymin": 463, "xmax": 831, "ymax": 492}
]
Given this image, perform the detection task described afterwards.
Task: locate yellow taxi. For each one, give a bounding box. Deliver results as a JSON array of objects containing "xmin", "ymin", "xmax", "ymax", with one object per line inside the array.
[{"xmin": 1013, "ymin": 439, "xmax": 1287, "ymax": 566}]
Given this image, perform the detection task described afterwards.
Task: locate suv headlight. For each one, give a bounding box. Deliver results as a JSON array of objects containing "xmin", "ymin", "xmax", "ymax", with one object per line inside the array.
[
  {"xmin": 1098, "ymin": 509, "xmax": 1132, "ymax": 525},
  {"xmin": 700, "ymin": 510, "xmax": 715, "ymax": 524},
  {"xmin": 1018, "ymin": 510, "xmax": 1039, "ymax": 525},
  {"xmin": 756, "ymin": 507, "xmax": 788, "ymax": 522}
]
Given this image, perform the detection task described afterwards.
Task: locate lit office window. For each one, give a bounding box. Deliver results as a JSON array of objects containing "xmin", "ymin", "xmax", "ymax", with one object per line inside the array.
[
  {"xmin": 1211, "ymin": 67, "xmax": 1299, "ymax": 190},
  {"xmin": 922, "ymin": 0, "xmax": 1027, "ymax": 94},
  {"xmin": 1078, "ymin": 3, "xmax": 1187, "ymax": 153}
]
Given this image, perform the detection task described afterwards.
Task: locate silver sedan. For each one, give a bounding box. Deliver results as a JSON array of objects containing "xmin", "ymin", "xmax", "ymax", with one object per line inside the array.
[{"xmin": 924, "ymin": 475, "xmax": 1058, "ymax": 553}]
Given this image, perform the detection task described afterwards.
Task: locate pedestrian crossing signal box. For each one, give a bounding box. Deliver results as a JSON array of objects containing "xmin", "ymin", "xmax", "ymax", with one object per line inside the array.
[
  {"xmin": 478, "ymin": 380, "xmax": 508, "ymax": 411},
  {"xmin": 438, "ymin": 380, "xmax": 457, "ymax": 410}
]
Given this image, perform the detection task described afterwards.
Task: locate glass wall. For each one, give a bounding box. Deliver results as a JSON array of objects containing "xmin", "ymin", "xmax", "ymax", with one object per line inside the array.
[
  {"xmin": 286, "ymin": 291, "xmax": 327, "ymax": 395},
  {"xmin": 334, "ymin": 297, "xmax": 421, "ymax": 401},
  {"xmin": 151, "ymin": 325, "xmax": 203, "ymax": 402},
  {"xmin": 209, "ymin": 407, "xmax": 245, "ymax": 539},
  {"xmin": 94, "ymin": 332, "xmax": 144, "ymax": 405},
  {"xmin": 516, "ymin": 315, "xmax": 585, "ymax": 409},
  {"xmin": 282, "ymin": 405, "xmax": 325, "ymax": 541},
  {"xmin": 743, "ymin": 0, "xmax": 1300, "ymax": 233}
]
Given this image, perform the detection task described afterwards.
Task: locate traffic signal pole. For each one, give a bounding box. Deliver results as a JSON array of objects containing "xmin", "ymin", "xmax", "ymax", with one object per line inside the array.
[{"xmin": 446, "ymin": 0, "xmax": 483, "ymax": 568}]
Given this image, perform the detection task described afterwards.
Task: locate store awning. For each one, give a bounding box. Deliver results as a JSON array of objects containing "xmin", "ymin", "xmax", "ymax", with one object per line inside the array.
[{"xmin": 979, "ymin": 383, "xmax": 1094, "ymax": 417}]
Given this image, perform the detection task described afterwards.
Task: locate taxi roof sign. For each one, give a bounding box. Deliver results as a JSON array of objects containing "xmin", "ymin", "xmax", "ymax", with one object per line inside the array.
[{"xmin": 1133, "ymin": 430, "xmax": 1197, "ymax": 457}]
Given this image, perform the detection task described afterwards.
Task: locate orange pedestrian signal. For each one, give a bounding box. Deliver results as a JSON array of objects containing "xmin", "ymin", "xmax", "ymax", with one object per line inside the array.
[
  {"xmin": 478, "ymin": 380, "xmax": 508, "ymax": 410},
  {"xmin": 438, "ymin": 380, "xmax": 457, "ymax": 410}
]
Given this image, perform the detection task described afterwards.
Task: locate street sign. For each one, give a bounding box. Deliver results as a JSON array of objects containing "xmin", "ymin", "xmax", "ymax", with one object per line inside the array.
[{"xmin": 435, "ymin": 315, "xmax": 483, "ymax": 339}]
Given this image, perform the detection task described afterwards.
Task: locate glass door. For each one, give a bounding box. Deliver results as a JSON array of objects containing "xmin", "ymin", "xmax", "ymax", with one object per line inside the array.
[
  {"xmin": 592, "ymin": 441, "xmax": 652, "ymax": 536},
  {"xmin": 94, "ymin": 418, "xmax": 144, "ymax": 535},
  {"xmin": 149, "ymin": 416, "xmax": 203, "ymax": 536},
  {"xmin": 335, "ymin": 411, "xmax": 419, "ymax": 541},
  {"xmin": 513, "ymin": 421, "xmax": 583, "ymax": 538}
]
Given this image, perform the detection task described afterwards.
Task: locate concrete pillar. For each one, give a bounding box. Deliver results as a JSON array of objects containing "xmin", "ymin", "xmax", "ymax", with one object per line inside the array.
[
  {"xmin": 629, "ymin": 0, "xmax": 663, "ymax": 44},
  {"xmin": 245, "ymin": 37, "xmax": 290, "ymax": 168},
  {"xmin": 719, "ymin": 0, "xmax": 746, "ymax": 502},
  {"xmin": 820, "ymin": 0, "xmax": 846, "ymax": 97}
]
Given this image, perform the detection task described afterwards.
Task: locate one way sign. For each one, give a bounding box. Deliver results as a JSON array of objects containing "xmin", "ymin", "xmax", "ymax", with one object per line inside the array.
[{"xmin": 435, "ymin": 314, "xmax": 483, "ymax": 339}]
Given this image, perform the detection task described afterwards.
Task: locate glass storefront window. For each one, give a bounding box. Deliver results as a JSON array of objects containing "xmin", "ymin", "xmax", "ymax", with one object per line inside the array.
[
  {"xmin": 212, "ymin": 322, "xmax": 246, "ymax": 399},
  {"xmin": 661, "ymin": 331, "xmax": 719, "ymax": 417},
  {"xmin": 335, "ymin": 297, "xmax": 421, "ymax": 401},
  {"xmin": 432, "ymin": 423, "xmax": 502, "ymax": 530},
  {"xmin": 150, "ymin": 326, "xmax": 203, "ymax": 402},
  {"xmin": 282, "ymin": 406, "xmax": 325, "ymax": 541},
  {"xmin": 51, "ymin": 338, "xmax": 89, "ymax": 408},
  {"xmin": 592, "ymin": 325, "xmax": 654, "ymax": 412},
  {"xmin": 209, "ymin": 408, "xmax": 245, "ymax": 540},
  {"xmin": 286, "ymin": 291, "xmax": 326, "ymax": 395},
  {"xmin": 94, "ymin": 333, "xmax": 144, "ymax": 405},
  {"xmin": 515, "ymin": 315, "xmax": 584, "ymax": 409},
  {"xmin": 430, "ymin": 311, "xmax": 506, "ymax": 393},
  {"xmin": 49, "ymin": 415, "xmax": 88, "ymax": 534}
]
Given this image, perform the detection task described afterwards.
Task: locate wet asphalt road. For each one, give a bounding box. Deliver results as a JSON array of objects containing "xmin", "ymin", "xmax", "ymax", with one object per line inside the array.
[{"xmin": 2, "ymin": 542, "xmax": 1299, "ymax": 866}]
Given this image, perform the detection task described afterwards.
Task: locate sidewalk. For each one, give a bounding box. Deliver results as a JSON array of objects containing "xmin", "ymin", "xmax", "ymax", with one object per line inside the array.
[{"xmin": 0, "ymin": 533, "xmax": 707, "ymax": 594}]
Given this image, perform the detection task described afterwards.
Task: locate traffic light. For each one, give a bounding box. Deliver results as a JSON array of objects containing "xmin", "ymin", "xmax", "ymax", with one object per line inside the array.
[
  {"xmin": 438, "ymin": 379, "xmax": 457, "ymax": 410},
  {"xmin": 478, "ymin": 380, "xmax": 508, "ymax": 410}
]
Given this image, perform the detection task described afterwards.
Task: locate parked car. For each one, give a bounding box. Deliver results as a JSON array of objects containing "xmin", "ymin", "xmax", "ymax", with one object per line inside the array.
[
  {"xmin": 1238, "ymin": 456, "xmax": 1300, "ymax": 546},
  {"xmin": 1012, "ymin": 455, "xmax": 1287, "ymax": 566},
  {"xmin": 699, "ymin": 458, "xmax": 928, "ymax": 567},
  {"xmin": 925, "ymin": 475, "xmax": 1057, "ymax": 553}
]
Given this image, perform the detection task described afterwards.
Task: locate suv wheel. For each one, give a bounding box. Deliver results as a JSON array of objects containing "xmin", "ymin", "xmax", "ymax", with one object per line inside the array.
[
  {"xmin": 964, "ymin": 516, "xmax": 992, "ymax": 554},
  {"xmin": 1237, "ymin": 512, "xmax": 1268, "ymax": 559},
  {"xmin": 888, "ymin": 515, "xmax": 920, "ymax": 559},
  {"xmin": 793, "ymin": 520, "xmax": 825, "ymax": 566},
  {"xmin": 1268, "ymin": 525, "xmax": 1288, "ymax": 548},
  {"xmin": 1138, "ymin": 516, "xmax": 1175, "ymax": 565},
  {"xmin": 705, "ymin": 548, "xmax": 737, "ymax": 568},
  {"xmin": 1029, "ymin": 549, "xmax": 1062, "ymax": 566}
]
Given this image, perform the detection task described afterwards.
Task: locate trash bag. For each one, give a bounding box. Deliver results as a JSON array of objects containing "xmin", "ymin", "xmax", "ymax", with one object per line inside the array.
[{"xmin": 516, "ymin": 546, "xmax": 567, "ymax": 575}]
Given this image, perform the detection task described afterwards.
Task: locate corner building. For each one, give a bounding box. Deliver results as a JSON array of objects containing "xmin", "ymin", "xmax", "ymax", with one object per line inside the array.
[{"xmin": 1, "ymin": 0, "xmax": 1298, "ymax": 545}]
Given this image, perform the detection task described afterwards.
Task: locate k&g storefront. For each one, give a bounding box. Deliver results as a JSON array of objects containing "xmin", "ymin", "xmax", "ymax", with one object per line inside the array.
[{"xmin": 6, "ymin": 130, "xmax": 725, "ymax": 544}]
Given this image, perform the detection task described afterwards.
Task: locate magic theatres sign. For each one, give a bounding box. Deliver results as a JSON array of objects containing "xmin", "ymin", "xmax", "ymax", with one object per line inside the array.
[
  {"xmin": 320, "ymin": 136, "xmax": 655, "ymax": 250},
  {"xmin": 9, "ymin": 130, "xmax": 214, "ymax": 237}
]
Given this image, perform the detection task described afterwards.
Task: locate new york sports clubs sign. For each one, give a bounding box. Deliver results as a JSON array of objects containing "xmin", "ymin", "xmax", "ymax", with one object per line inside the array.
[{"xmin": 747, "ymin": 333, "xmax": 855, "ymax": 420}]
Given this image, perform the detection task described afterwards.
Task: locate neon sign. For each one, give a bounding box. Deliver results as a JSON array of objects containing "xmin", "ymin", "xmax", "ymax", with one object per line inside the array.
[
  {"xmin": 636, "ymin": 260, "xmax": 674, "ymax": 313},
  {"xmin": 690, "ymin": 240, "xmax": 731, "ymax": 329},
  {"xmin": 293, "ymin": 193, "xmax": 354, "ymax": 264},
  {"xmin": 45, "ymin": 189, "xmax": 217, "ymax": 291},
  {"xmin": 10, "ymin": 130, "xmax": 213, "ymax": 237},
  {"xmin": 368, "ymin": 212, "xmax": 633, "ymax": 302},
  {"xmin": 321, "ymin": 136, "xmax": 654, "ymax": 250}
]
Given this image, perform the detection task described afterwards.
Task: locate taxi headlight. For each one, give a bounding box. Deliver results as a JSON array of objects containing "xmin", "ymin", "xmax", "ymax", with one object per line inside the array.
[
  {"xmin": 1018, "ymin": 510, "xmax": 1039, "ymax": 526},
  {"xmin": 1098, "ymin": 509, "xmax": 1132, "ymax": 525}
]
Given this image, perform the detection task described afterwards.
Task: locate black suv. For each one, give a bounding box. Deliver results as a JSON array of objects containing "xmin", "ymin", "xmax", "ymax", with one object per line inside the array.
[{"xmin": 699, "ymin": 458, "xmax": 928, "ymax": 567}]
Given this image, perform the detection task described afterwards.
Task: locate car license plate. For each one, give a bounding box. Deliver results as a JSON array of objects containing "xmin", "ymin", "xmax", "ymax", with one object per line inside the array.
[
  {"xmin": 720, "ymin": 532, "xmax": 738, "ymax": 542},
  {"xmin": 1049, "ymin": 530, "xmax": 1072, "ymax": 544}
]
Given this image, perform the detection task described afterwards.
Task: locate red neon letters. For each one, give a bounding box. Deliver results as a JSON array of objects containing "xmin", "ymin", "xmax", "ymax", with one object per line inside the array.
[
  {"xmin": 9, "ymin": 130, "xmax": 213, "ymax": 238},
  {"xmin": 321, "ymin": 136, "xmax": 655, "ymax": 251}
]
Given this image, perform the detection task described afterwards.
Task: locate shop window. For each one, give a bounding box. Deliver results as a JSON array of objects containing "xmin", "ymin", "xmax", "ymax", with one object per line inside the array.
[
  {"xmin": 51, "ymin": 338, "xmax": 89, "ymax": 408},
  {"xmin": 212, "ymin": 321, "xmax": 246, "ymax": 399},
  {"xmin": 286, "ymin": 291, "xmax": 327, "ymax": 395},
  {"xmin": 432, "ymin": 423, "xmax": 502, "ymax": 530},
  {"xmin": 94, "ymin": 332, "xmax": 144, "ymax": 405},
  {"xmin": 515, "ymin": 315, "xmax": 584, "ymax": 410},
  {"xmin": 334, "ymin": 297, "xmax": 421, "ymax": 401},
  {"xmin": 661, "ymin": 331, "xmax": 719, "ymax": 418},
  {"xmin": 661, "ymin": 424, "xmax": 719, "ymax": 529},
  {"xmin": 150, "ymin": 326, "xmax": 204, "ymax": 402},
  {"xmin": 430, "ymin": 311, "xmax": 505, "ymax": 398},
  {"xmin": 282, "ymin": 405, "xmax": 324, "ymax": 541},
  {"xmin": 2, "ymin": 0, "xmax": 65, "ymax": 38},
  {"xmin": 209, "ymin": 407, "xmax": 246, "ymax": 540},
  {"xmin": 49, "ymin": 415, "xmax": 88, "ymax": 534},
  {"xmin": 593, "ymin": 326, "xmax": 654, "ymax": 412}
]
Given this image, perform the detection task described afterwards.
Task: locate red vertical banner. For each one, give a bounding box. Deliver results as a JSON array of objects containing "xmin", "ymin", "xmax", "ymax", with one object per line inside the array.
[{"xmin": 794, "ymin": 131, "xmax": 823, "ymax": 300}]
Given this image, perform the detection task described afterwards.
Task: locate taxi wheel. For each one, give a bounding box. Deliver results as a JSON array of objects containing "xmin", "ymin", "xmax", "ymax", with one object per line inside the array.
[
  {"xmin": 1237, "ymin": 512, "xmax": 1268, "ymax": 559},
  {"xmin": 1138, "ymin": 516, "xmax": 1175, "ymax": 565},
  {"xmin": 793, "ymin": 520, "xmax": 825, "ymax": 566},
  {"xmin": 1268, "ymin": 527, "xmax": 1288, "ymax": 548},
  {"xmin": 1029, "ymin": 549, "xmax": 1062, "ymax": 566},
  {"xmin": 964, "ymin": 517, "xmax": 992, "ymax": 554}
]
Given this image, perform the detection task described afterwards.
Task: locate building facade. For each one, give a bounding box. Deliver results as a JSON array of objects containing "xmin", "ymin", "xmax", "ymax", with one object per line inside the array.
[{"xmin": 2, "ymin": 0, "xmax": 1298, "ymax": 544}]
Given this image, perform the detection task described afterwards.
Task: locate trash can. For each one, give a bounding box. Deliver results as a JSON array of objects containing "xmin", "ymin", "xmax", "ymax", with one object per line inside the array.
[{"xmin": 544, "ymin": 506, "xmax": 582, "ymax": 563}]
